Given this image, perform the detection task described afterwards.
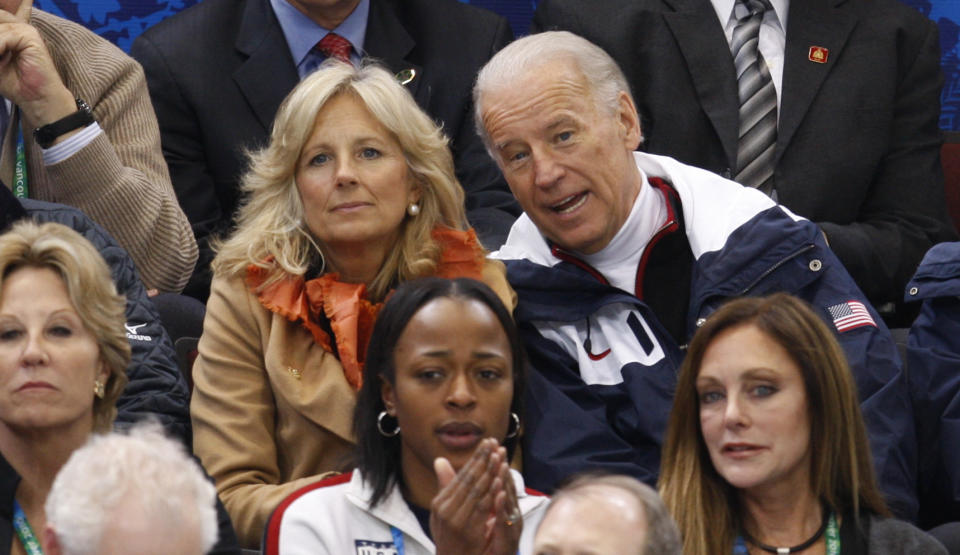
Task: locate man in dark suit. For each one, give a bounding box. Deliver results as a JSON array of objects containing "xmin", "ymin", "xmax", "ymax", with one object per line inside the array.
[
  {"xmin": 533, "ymin": 0, "xmax": 957, "ymax": 315},
  {"xmin": 131, "ymin": 0, "xmax": 519, "ymax": 300}
]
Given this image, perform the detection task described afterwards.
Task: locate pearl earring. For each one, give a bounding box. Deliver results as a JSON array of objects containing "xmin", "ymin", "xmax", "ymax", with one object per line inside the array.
[{"xmin": 407, "ymin": 203, "xmax": 420, "ymax": 216}]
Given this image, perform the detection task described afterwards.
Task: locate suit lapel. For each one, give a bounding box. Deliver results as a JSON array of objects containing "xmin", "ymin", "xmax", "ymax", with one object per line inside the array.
[
  {"xmin": 662, "ymin": 0, "xmax": 741, "ymax": 166},
  {"xmin": 776, "ymin": 0, "xmax": 856, "ymax": 163},
  {"xmin": 363, "ymin": 0, "xmax": 426, "ymax": 105},
  {"xmin": 232, "ymin": 0, "xmax": 300, "ymax": 132}
]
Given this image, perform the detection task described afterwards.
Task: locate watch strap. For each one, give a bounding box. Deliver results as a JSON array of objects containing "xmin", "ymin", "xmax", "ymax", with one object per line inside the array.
[{"xmin": 33, "ymin": 98, "xmax": 95, "ymax": 149}]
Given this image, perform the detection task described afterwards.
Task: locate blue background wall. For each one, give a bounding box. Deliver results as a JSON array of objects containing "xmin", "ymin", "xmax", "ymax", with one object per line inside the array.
[{"xmin": 32, "ymin": 0, "xmax": 960, "ymax": 129}]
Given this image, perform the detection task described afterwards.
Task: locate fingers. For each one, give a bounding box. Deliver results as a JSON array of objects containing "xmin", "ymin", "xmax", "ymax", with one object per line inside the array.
[
  {"xmin": 480, "ymin": 453, "xmax": 523, "ymax": 555},
  {"xmin": 434, "ymin": 456, "xmax": 456, "ymax": 489},
  {"xmin": 431, "ymin": 438, "xmax": 504, "ymax": 553},
  {"xmin": 0, "ymin": 18, "xmax": 72, "ymax": 122},
  {"xmin": 13, "ymin": 0, "xmax": 32, "ymax": 22},
  {"xmin": 442, "ymin": 440, "xmax": 500, "ymax": 522},
  {"xmin": 499, "ymin": 456, "xmax": 519, "ymax": 517}
]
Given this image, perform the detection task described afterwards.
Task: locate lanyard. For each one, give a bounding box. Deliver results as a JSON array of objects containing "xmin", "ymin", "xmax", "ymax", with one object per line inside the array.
[
  {"xmin": 825, "ymin": 512, "xmax": 840, "ymax": 555},
  {"xmin": 12, "ymin": 120, "xmax": 28, "ymax": 199},
  {"xmin": 12, "ymin": 500, "xmax": 43, "ymax": 555},
  {"xmin": 390, "ymin": 526, "xmax": 405, "ymax": 555}
]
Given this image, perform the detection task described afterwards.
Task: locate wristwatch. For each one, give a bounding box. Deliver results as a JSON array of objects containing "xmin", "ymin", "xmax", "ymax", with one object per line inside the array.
[{"xmin": 33, "ymin": 98, "xmax": 95, "ymax": 148}]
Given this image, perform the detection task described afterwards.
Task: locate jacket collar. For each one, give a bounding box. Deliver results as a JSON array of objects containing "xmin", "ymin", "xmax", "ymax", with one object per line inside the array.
[
  {"xmin": 0, "ymin": 453, "xmax": 19, "ymax": 550},
  {"xmin": 247, "ymin": 228, "xmax": 485, "ymax": 390},
  {"xmin": 346, "ymin": 468, "xmax": 544, "ymax": 552},
  {"xmin": 905, "ymin": 242, "xmax": 960, "ymax": 301}
]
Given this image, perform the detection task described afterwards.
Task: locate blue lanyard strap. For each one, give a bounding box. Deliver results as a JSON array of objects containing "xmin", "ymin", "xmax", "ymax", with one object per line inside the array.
[
  {"xmin": 13, "ymin": 500, "xmax": 43, "ymax": 555},
  {"xmin": 390, "ymin": 526, "xmax": 405, "ymax": 555}
]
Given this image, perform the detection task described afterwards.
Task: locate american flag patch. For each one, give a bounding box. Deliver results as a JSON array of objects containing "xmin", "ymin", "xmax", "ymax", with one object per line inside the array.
[{"xmin": 827, "ymin": 300, "xmax": 876, "ymax": 333}]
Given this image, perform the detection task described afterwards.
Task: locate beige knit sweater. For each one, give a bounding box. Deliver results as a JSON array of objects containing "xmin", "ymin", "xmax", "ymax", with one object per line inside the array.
[{"xmin": 0, "ymin": 9, "xmax": 197, "ymax": 292}]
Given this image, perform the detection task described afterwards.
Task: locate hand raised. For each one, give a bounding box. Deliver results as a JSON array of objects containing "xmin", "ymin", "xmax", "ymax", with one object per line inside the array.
[
  {"xmin": 0, "ymin": 0, "xmax": 77, "ymax": 127},
  {"xmin": 431, "ymin": 438, "xmax": 520, "ymax": 555},
  {"xmin": 480, "ymin": 452, "xmax": 522, "ymax": 555}
]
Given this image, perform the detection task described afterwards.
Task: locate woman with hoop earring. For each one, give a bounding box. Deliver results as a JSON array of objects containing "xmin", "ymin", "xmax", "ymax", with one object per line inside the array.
[{"xmin": 265, "ymin": 278, "xmax": 547, "ymax": 555}]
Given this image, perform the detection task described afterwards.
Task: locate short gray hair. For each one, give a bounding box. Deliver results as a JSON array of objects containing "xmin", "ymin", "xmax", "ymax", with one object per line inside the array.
[
  {"xmin": 473, "ymin": 30, "xmax": 634, "ymax": 151},
  {"xmin": 545, "ymin": 473, "xmax": 681, "ymax": 555},
  {"xmin": 44, "ymin": 423, "xmax": 218, "ymax": 554}
]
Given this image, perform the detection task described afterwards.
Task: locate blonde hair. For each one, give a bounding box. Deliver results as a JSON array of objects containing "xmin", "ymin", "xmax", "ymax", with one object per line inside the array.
[
  {"xmin": 0, "ymin": 221, "xmax": 129, "ymax": 432},
  {"xmin": 213, "ymin": 60, "xmax": 470, "ymax": 301},
  {"xmin": 658, "ymin": 293, "xmax": 889, "ymax": 555}
]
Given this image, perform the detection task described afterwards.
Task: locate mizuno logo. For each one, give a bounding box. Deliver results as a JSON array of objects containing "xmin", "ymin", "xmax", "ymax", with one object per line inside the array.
[
  {"xmin": 124, "ymin": 322, "xmax": 152, "ymax": 342},
  {"xmin": 124, "ymin": 323, "xmax": 147, "ymax": 334}
]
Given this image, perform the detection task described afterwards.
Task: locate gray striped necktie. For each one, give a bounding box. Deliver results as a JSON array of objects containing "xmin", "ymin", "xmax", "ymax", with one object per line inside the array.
[{"xmin": 732, "ymin": 0, "xmax": 777, "ymax": 196}]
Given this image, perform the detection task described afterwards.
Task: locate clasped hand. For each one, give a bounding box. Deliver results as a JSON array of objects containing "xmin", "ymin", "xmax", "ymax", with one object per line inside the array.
[{"xmin": 430, "ymin": 438, "xmax": 523, "ymax": 555}]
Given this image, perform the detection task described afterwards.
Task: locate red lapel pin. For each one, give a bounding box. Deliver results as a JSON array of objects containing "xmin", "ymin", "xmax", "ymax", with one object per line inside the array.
[{"xmin": 808, "ymin": 46, "xmax": 829, "ymax": 63}]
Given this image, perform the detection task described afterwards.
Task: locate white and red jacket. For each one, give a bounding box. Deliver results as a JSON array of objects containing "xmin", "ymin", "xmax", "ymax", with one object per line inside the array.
[{"xmin": 265, "ymin": 469, "xmax": 548, "ymax": 555}]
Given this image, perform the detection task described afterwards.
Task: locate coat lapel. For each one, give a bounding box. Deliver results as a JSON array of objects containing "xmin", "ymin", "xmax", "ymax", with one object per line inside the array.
[
  {"xmin": 776, "ymin": 0, "xmax": 856, "ymax": 163},
  {"xmin": 363, "ymin": 0, "xmax": 426, "ymax": 105},
  {"xmin": 662, "ymin": 0, "xmax": 741, "ymax": 166},
  {"xmin": 232, "ymin": 0, "xmax": 301, "ymax": 132}
]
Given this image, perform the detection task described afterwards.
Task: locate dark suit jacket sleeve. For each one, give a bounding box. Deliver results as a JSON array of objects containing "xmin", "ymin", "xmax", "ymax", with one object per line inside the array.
[
  {"xmin": 818, "ymin": 17, "xmax": 956, "ymax": 303},
  {"xmin": 131, "ymin": 36, "xmax": 225, "ymax": 300},
  {"xmin": 455, "ymin": 15, "xmax": 521, "ymax": 250}
]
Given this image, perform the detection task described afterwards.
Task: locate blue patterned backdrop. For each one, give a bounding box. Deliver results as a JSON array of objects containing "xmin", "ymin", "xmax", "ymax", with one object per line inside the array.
[{"xmin": 31, "ymin": 0, "xmax": 960, "ymax": 130}]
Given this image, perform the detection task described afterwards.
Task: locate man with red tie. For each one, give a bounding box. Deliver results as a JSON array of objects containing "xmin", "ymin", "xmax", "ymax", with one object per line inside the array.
[{"xmin": 132, "ymin": 0, "xmax": 521, "ymax": 302}]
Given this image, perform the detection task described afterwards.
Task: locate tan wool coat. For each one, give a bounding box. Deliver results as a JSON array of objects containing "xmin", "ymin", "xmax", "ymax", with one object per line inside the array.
[{"xmin": 191, "ymin": 260, "xmax": 516, "ymax": 547}]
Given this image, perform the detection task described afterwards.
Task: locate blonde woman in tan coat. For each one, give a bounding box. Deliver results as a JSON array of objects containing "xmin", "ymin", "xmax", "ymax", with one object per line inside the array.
[{"xmin": 191, "ymin": 60, "xmax": 515, "ymax": 548}]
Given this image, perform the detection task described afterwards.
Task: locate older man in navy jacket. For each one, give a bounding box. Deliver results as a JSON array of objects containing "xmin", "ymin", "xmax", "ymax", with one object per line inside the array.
[{"xmin": 474, "ymin": 31, "xmax": 918, "ymax": 520}]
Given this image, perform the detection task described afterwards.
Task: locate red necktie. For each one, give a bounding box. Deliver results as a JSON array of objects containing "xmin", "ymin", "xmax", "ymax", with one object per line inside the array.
[{"xmin": 315, "ymin": 32, "xmax": 352, "ymax": 63}]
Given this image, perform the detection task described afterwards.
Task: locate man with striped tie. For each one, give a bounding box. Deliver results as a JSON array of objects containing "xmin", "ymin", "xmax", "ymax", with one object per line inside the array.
[
  {"xmin": 474, "ymin": 30, "xmax": 918, "ymax": 522},
  {"xmin": 532, "ymin": 0, "xmax": 957, "ymax": 320}
]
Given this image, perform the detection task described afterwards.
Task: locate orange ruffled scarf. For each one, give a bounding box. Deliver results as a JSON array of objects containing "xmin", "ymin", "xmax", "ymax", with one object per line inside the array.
[{"xmin": 246, "ymin": 228, "xmax": 486, "ymax": 391}]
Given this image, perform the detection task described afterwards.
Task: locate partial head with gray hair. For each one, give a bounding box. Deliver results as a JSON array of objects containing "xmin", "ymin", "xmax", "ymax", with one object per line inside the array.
[
  {"xmin": 472, "ymin": 31, "xmax": 645, "ymax": 255},
  {"xmin": 473, "ymin": 30, "xmax": 636, "ymax": 152},
  {"xmin": 534, "ymin": 472, "xmax": 681, "ymax": 555},
  {"xmin": 42, "ymin": 423, "xmax": 219, "ymax": 555}
]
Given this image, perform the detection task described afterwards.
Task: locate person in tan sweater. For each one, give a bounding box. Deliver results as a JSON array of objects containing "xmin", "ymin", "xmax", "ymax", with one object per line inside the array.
[
  {"xmin": 0, "ymin": 0, "xmax": 196, "ymax": 292},
  {"xmin": 192, "ymin": 60, "xmax": 516, "ymax": 547}
]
